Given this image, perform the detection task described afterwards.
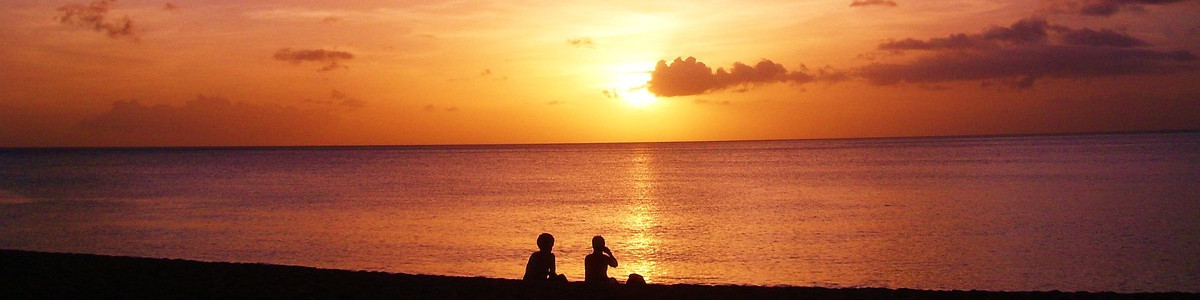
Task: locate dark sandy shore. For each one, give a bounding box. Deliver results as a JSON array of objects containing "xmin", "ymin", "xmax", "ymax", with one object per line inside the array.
[{"xmin": 2, "ymin": 249, "xmax": 1194, "ymax": 300}]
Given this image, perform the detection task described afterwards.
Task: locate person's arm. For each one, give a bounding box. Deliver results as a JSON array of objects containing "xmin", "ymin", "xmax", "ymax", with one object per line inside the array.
[
  {"xmin": 548, "ymin": 253, "xmax": 557, "ymax": 276},
  {"xmin": 603, "ymin": 247, "xmax": 618, "ymax": 267}
]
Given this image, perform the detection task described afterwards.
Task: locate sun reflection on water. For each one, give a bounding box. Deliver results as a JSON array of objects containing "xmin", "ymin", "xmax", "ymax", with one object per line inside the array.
[{"xmin": 620, "ymin": 148, "xmax": 661, "ymax": 282}]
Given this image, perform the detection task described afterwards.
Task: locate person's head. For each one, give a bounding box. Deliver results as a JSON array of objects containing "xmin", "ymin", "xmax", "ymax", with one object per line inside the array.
[
  {"xmin": 591, "ymin": 235, "xmax": 605, "ymax": 251},
  {"xmin": 537, "ymin": 233, "xmax": 554, "ymax": 252}
]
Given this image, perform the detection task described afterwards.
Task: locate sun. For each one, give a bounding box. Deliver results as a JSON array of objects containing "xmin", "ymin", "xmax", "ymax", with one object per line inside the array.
[
  {"xmin": 623, "ymin": 89, "xmax": 657, "ymax": 108},
  {"xmin": 610, "ymin": 72, "xmax": 658, "ymax": 108}
]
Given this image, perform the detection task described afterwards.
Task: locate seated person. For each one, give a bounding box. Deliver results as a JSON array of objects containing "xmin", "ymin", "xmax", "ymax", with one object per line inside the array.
[
  {"xmin": 584, "ymin": 235, "xmax": 619, "ymax": 284},
  {"xmin": 523, "ymin": 233, "xmax": 566, "ymax": 282}
]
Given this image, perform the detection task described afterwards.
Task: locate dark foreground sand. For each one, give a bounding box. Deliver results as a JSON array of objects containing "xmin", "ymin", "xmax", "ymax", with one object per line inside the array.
[{"xmin": 2, "ymin": 249, "xmax": 1194, "ymax": 300}]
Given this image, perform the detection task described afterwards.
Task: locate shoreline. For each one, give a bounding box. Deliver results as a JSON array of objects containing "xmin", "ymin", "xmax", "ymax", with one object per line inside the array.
[{"xmin": 3, "ymin": 249, "xmax": 1195, "ymax": 299}]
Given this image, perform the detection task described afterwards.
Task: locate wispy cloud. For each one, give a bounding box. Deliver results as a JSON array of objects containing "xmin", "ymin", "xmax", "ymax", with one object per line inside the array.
[
  {"xmin": 601, "ymin": 89, "xmax": 619, "ymax": 99},
  {"xmin": 273, "ymin": 48, "xmax": 355, "ymax": 71},
  {"xmin": 56, "ymin": 0, "xmax": 136, "ymax": 40},
  {"xmin": 447, "ymin": 69, "xmax": 507, "ymax": 82},
  {"xmin": 694, "ymin": 98, "xmax": 731, "ymax": 105},
  {"xmin": 330, "ymin": 89, "xmax": 366, "ymax": 108},
  {"xmin": 423, "ymin": 105, "xmax": 458, "ymax": 112},
  {"xmin": 567, "ymin": 37, "xmax": 596, "ymax": 49},
  {"xmin": 850, "ymin": 0, "xmax": 898, "ymax": 7},
  {"xmin": 304, "ymin": 90, "xmax": 366, "ymax": 108}
]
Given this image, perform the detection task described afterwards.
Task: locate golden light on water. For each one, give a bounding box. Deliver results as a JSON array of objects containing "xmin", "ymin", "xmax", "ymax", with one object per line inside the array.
[{"xmin": 622, "ymin": 149, "xmax": 661, "ymax": 282}]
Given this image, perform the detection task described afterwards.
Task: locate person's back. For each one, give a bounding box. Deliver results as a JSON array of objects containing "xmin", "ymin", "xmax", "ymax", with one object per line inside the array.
[
  {"xmin": 523, "ymin": 233, "xmax": 565, "ymax": 282},
  {"xmin": 584, "ymin": 235, "xmax": 618, "ymax": 284},
  {"xmin": 583, "ymin": 252, "xmax": 610, "ymax": 283},
  {"xmin": 524, "ymin": 251, "xmax": 555, "ymax": 281}
]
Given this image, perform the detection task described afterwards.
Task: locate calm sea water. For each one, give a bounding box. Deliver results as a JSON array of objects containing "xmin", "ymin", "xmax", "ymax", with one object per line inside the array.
[{"xmin": 2, "ymin": 132, "xmax": 1199, "ymax": 292}]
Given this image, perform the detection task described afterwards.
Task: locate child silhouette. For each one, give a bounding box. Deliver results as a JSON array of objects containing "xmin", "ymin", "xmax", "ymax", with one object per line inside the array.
[
  {"xmin": 584, "ymin": 235, "xmax": 619, "ymax": 284},
  {"xmin": 523, "ymin": 233, "xmax": 566, "ymax": 282}
]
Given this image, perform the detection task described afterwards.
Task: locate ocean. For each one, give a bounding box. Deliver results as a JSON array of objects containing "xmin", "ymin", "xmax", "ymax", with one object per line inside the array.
[{"xmin": 2, "ymin": 132, "xmax": 1198, "ymax": 292}]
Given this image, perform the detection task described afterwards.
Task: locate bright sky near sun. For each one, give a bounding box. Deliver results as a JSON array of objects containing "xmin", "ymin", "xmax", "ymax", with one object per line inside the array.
[{"xmin": 1, "ymin": 0, "xmax": 1198, "ymax": 147}]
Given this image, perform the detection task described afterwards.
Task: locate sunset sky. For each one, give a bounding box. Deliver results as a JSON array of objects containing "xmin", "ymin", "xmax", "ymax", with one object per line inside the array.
[{"xmin": 2, "ymin": 0, "xmax": 1198, "ymax": 147}]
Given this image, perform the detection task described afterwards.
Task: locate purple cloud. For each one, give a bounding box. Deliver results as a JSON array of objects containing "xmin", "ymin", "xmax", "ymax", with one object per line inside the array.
[
  {"xmin": 1059, "ymin": 28, "xmax": 1149, "ymax": 47},
  {"xmin": 1044, "ymin": 0, "xmax": 1192, "ymax": 16},
  {"xmin": 861, "ymin": 17, "xmax": 1194, "ymax": 88}
]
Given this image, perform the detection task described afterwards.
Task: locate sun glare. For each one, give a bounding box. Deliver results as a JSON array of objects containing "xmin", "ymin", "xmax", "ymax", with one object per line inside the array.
[{"xmin": 611, "ymin": 72, "xmax": 657, "ymax": 108}]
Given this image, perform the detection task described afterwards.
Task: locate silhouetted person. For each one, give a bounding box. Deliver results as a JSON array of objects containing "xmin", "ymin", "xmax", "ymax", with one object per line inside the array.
[
  {"xmin": 584, "ymin": 235, "xmax": 619, "ymax": 284},
  {"xmin": 523, "ymin": 233, "xmax": 566, "ymax": 282},
  {"xmin": 626, "ymin": 273, "xmax": 646, "ymax": 285}
]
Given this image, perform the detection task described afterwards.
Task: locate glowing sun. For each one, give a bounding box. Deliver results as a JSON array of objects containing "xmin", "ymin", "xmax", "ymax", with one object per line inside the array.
[{"xmin": 611, "ymin": 72, "xmax": 657, "ymax": 108}]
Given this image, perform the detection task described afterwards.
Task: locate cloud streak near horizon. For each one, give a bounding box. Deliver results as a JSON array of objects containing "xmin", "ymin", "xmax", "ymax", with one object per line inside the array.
[
  {"xmin": 273, "ymin": 48, "xmax": 355, "ymax": 71},
  {"xmin": 567, "ymin": 37, "xmax": 595, "ymax": 49},
  {"xmin": 850, "ymin": 0, "xmax": 898, "ymax": 7},
  {"xmin": 81, "ymin": 96, "xmax": 337, "ymax": 146}
]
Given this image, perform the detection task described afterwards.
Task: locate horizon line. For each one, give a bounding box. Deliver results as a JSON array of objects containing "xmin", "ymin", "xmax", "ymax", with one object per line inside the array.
[{"xmin": 2, "ymin": 128, "xmax": 1196, "ymax": 151}]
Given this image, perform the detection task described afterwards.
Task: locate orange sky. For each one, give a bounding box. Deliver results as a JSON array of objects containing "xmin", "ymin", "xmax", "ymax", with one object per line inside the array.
[{"xmin": 1, "ymin": 0, "xmax": 1198, "ymax": 147}]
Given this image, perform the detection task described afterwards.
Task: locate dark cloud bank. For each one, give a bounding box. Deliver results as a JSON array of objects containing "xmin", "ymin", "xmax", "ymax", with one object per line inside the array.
[
  {"xmin": 273, "ymin": 48, "xmax": 355, "ymax": 71},
  {"xmin": 863, "ymin": 17, "xmax": 1195, "ymax": 88},
  {"xmin": 56, "ymin": 0, "xmax": 136, "ymax": 40},
  {"xmin": 80, "ymin": 96, "xmax": 337, "ymax": 146},
  {"xmin": 648, "ymin": 16, "xmax": 1194, "ymax": 96},
  {"xmin": 1044, "ymin": 0, "xmax": 1193, "ymax": 16}
]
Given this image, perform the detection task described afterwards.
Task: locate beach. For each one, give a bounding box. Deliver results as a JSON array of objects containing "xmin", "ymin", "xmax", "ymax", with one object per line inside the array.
[{"xmin": 2, "ymin": 249, "xmax": 1194, "ymax": 300}]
